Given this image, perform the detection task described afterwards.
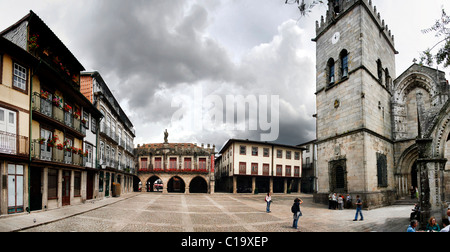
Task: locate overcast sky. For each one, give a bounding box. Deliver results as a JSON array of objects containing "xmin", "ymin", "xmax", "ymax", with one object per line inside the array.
[{"xmin": 2, "ymin": 0, "xmax": 450, "ymax": 151}]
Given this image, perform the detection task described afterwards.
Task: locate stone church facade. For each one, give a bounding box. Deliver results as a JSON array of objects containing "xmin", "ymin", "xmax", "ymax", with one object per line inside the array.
[{"xmin": 313, "ymin": 0, "xmax": 450, "ymax": 224}]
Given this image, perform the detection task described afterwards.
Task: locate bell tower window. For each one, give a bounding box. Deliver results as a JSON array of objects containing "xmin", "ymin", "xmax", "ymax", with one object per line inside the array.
[
  {"xmin": 340, "ymin": 50, "xmax": 349, "ymax": 80},
  {"xmin": 327, "ymin": 58, "xmax": 335, "ymax": 86}
]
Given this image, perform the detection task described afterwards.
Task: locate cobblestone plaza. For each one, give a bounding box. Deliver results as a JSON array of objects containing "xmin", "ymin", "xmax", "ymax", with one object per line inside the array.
[{"xmin": 0, "ymin": 192, "xmax": 412, "ymax": 232}]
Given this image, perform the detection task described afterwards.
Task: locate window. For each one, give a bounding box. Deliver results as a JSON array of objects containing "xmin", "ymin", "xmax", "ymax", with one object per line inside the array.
[
  {"xmin": 199, "ymin": 158, "xmax": 207, "ymax": 171},
  {"xmin": 276, "ymin": 165, "xmax": 282, "ymax": 176},
  {"xmin": 240, "ymin": 145, "xmax": 246, "ymax": 155},
  {"xmin": 285, "ymin": 166, "xmax": 291, "ymax": 177},
  {"xmin": 239, "ymin": 162, "xmax": 246, "ymax": 175},
  {"xmin": 277, "ymin": 149, "xmax": 282, "ymax": 158},
  {"xmin": 100, "ymin": 141, "xmax": 105, "ymax": 165},
  {"xmin": 154, "ymin": 157, "xmax": 162, "ymax": 169},
  {"xmin": 140, "ymin": 158, "xmax": 148, "ymax": 169},
  {"xmin": 294, "ymin": 152, "xmax": 300, "ymax": 160},
  {"xmin": 83, "ymin": 111, "xmax": 89, "ymax": 129},
  {"xmin": 377, "ymin": 153, "xmax": 388, "ymax": 187},
  {"xmin": 286, "ymin": 151, "xmax": 291, "ymax": 159},
  {"xmin": 74, "ymin": 172, "xmax": 81, "ymax": 197},
  {"xmin": 251, "ymin": 163, "xmax": 258, "ymax": 175},
  {"xmin": 294, "ymin": 166, "xmax": 300, "ymax": 177},
  {"xmin": 85, "ymin": 143, "xmax": 93, "ymax": 165},
  {"xmin": 91, "ymin": 117, "xmax": 97, "ymax": 133},
  {"xmin": 13, "ymin": 63, "xmax": 27, "ymax": 91},
  {"xmin": 184, "ymin": 158, "xmax": 191, "ymax": 170},
  {"xmin": 48, "ymin": 169, "xmax": 58, "ymax": 199},
  {"xmin": 327, "ymin": 58, "xmax": 335, "ymax": 85},
  {"xmin": 263, "ymin": 164, "xmax": 270, "ymax": 176},
  {"xmin": 170, "ymin": 158, "xmax": 177, "ymax": 170},
  {"xmin": 340, "ymin": 50, "xmax": 349, "ymax": 80},
  {"xmin": 263, "ymin": 148, "xmax": 270, "ymax": 157},
  {"xmin": 252, "ymin": 147, "xmax": 258, "ymax": 156}
]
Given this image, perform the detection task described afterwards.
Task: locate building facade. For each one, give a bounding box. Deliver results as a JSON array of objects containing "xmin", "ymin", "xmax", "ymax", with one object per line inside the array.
[
  {"xmin": 80, "ymin": 71, "xmax": 136, "ymax": 198},
  {"xmin": 313, "ymin": 0, "xmax": 450, "ymax": 224},
  {"xmin": 0, "ymin": 11, "xmax": 104, "ymax": 214},
  {"xmin": 215, "ymin": 139, "xmax": 303, "ymax": 194},
  {"xmin": 0, "ymin": 36, "xmax": 37, "ymax": 215},
  {"xmin": 135, "ymin": 136, "xmax": 215, "ymax": 194},
  {"xmin": 298, "ymin": 140, "xmax": 317, "ymax": 194}
]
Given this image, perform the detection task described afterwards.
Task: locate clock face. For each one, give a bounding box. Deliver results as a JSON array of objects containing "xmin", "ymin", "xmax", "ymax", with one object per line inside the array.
[{"xmin": 331, "ymin": 32, "xmax": 340, "ymax": 44}]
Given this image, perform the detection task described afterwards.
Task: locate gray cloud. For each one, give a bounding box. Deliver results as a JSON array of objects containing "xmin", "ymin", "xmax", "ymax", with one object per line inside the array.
[{"xmin": 34, "ymin": 0, "xmax": 318, "ymax": 148}]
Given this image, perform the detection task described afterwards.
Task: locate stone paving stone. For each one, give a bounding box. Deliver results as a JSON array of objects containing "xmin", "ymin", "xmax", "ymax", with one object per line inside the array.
[{"xmin": 1, "ymin": 192, "xmax": 414, "ymax": 232}]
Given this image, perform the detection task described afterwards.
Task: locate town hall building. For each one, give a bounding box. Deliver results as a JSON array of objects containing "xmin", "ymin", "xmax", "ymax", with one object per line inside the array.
[{"xmin": 313, "ymin": 0, "xmax": 450, "ymax": 225}]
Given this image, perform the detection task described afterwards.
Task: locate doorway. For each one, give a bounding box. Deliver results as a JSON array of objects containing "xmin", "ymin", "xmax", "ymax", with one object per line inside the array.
[
  {"xmin": 62, "ymin": 171, "xmax": 70, "ymax": 206},
  {"xmin": 29, "ymin": 166, "xmax": 42, "ymax": 211},
  {"xmin": 86, "ymin": 171, "xmax": 94, "ymax": 200}
]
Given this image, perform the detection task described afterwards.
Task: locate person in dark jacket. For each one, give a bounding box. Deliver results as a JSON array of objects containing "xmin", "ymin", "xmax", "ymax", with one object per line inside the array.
[{"xmin": 292, "ymin": 198, "xmax": 303, "ymax": 229}]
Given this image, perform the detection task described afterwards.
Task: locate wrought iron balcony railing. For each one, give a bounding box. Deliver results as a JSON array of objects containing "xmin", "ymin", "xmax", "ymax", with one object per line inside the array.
[{"xmin": 0, "ymin": 131, "xmax": 29, "ymax": 156}]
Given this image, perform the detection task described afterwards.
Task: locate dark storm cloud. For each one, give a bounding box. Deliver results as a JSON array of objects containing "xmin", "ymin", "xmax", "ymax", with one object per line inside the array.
[{"xmin": 56, "ymin": 0, "xmax": 317, "ymax": 146}]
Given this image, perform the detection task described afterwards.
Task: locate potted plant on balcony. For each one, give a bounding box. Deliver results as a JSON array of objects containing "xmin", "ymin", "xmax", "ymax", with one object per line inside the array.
[
  {"xmin": 37, "ymin": 137, "xmax": 45, "ymax": 145},
  {"xmin": 63, "ymin": 104, "xmax": 72, "ymax": 112},
  {"xmin": 40, "ymin": 90, "xmax": 49, "ymax": 100},
  {"xmin": 56, "ymin": 143, "xmax": 64, "ymax": 150},
  {"xmin": 47, "ymin": 136, "xmax": 58, "ymax": 147},
  {"xmin": 52, "ymin": 96, "xmax": 62, "ymax": 108},
  {"xmin": 28, "ymin": 34, "xmax": 39, "ymax": 52}
]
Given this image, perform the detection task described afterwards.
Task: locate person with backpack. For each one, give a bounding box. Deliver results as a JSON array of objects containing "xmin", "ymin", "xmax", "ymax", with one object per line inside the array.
[{"xmin": 291, "ymin": 198, "xmax": 303, "ymax": 229}]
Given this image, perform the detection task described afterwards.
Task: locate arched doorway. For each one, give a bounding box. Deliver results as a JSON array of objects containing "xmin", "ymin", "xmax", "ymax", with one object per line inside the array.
[
  {"xmin": 189, "ymin": 176, "xmax": 208, "ymax": 193},
  {"xmin": 146, "ymin": 176, "xmax": 163, "ymax": 192},
  {"xmin": 168, "ymin": 176, "xmax": 185, "ymax": 193}
]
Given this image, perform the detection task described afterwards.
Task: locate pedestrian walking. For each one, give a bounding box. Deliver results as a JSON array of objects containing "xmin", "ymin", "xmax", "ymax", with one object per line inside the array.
[
  {"xmin": 291, "ymin": 198, "xmax": 303, "ymax": 229},
  {"xmin": 353, "ymin": 195, "xmax": 363, "ymax": 221},
  {"xmin": 265, "ymin": 192, "xmax": 272, "ymax": 213}
]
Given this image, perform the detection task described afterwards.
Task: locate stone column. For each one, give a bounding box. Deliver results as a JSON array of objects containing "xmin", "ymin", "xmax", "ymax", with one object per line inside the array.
[
  {"xmin": 233, "ymin": 176, "xmax": 237, "ymax": 194},
  {"xmin": 416, "ymin": 138, "xmax": 447, "ymax": 227}
]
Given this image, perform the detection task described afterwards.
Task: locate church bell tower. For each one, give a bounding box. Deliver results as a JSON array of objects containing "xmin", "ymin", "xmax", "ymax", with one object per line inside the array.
[{"xmin": 312, "ymin": 0, "xmax": 398, "ymax": 207}]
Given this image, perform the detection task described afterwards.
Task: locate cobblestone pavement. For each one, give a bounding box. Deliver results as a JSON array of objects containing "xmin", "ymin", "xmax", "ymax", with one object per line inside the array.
[{"xmin": 0, "ymin": 192, "xmax": 412, "ymax": 232}]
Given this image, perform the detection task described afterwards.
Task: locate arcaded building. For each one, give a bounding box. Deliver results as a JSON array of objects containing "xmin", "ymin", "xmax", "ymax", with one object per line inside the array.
[
  {"xmin": 136, "ymin": 133, "xmax": 216, "ymax": 194},
  {"xmin": 215, "ymin": 139, "xmax": 304, "ymax": 194}
]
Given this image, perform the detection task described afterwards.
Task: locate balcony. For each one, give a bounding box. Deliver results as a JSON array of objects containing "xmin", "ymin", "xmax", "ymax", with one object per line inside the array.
[
  {"xmin": 31, "ymin": 140, "xmax": 86, "ymax": 167},
  {"xmin": 0, "ymin": 131, "xmax": 29, "ymax": 157},
  {"xmin": 138, "ymin": 166, "xmax": 209, "ymax": 174},
  {"xmin": 32, "ymin": 93, "xmax": 86, "ymax": 137}
]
